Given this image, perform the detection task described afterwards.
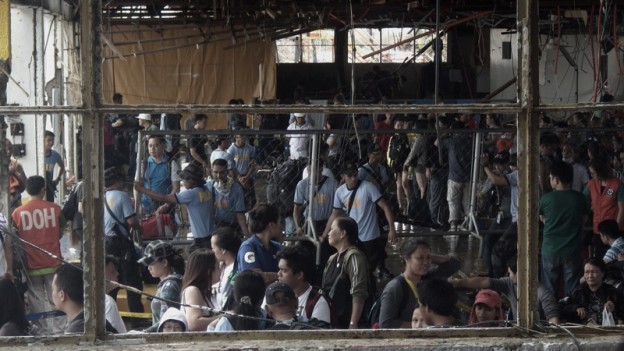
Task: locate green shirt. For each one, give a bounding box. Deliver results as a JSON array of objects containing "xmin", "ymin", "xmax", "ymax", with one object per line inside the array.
[{"xmin": 539, "ymin": 189, "xmax": 589, "ymax": 257}]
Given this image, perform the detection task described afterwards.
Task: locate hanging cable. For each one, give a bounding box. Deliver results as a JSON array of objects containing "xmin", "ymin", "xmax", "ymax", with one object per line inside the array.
[{"xmin": 348, "ymin": 0, "xmax": 362, "ymax": 160}]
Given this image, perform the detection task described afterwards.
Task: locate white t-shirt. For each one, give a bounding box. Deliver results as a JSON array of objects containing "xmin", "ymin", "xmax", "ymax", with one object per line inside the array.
[
  {"xmin": 105, "ymin": 294, "xmax": 127, "ymax": 333},
  {"xmin": 297, "ymin": 285, "xmax": 331, "ymax": 324},
  {"xmin": 216, "ymin": 263, "xmax": 234, "ymax": 309}
]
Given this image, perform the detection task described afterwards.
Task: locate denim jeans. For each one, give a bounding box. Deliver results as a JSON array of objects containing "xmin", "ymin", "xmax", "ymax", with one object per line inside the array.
[{"xmin": 541, "ymin": 254, "xmax": 581, "ymax": 297}]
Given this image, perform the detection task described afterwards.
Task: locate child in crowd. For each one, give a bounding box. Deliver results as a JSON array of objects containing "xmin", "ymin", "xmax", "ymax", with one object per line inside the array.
[{"xmin": 157, "ymin": 308, "xmax": 188, "ymax": 332}]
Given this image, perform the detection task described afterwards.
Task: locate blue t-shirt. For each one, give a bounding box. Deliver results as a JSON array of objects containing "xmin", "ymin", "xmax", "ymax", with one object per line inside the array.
[
  {"xmin": 104, "ymin": 190, "xmax": 135, "ymax": 237},
  {"xmin": 175, "ymin": 186, "xmax": 214, "ymax": 239},
  {"xmin": 333, "ymin": 180, "xmax": 382, "ymax": 242},
  {"xmin": 208, "ymin": 180, "xmax": 246, "ymax": 225},
  {"xmin": 142, "ymin": 156, "xmax": 173, "ymax": 212},
  {"xmin": 227, "ymin": 143, "xmax": 256, "ymax": 176},
  {"xmin": 293, "ymin": 176, "xmax": 337, "ymax": 221},
  {"xmin": 45, "ymin": 150, "xmax": 63, "ymax": 183},
  {"xmin": 237, "ymin": 235, "xmax": 282, "ymax": 273}
]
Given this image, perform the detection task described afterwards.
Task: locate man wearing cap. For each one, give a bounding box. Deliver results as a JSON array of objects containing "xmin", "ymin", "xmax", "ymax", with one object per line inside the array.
[
  {"xmin": 264, "ymin": 281, "xmax": 328, "ymax": 329},
  {"xmin": 322, "ymin": 161, "xmax": 396, "ymax": 279},
  {"xmin": 287, "ymin": 113, "xmax": 312, "ymax": 160},
  {"xmin": 135, "ymin": 162, "xmax": 215, "ymax": 251},
  {"xmin": 103, "ymin": 167, "xmax": 144, "ymax": 324},
  {"xmin": 358, "ymin": 142, "xmax": 390, "ymax": 193}
]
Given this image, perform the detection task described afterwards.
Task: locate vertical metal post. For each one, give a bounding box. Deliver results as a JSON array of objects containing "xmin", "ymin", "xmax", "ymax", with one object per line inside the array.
[
  {"xmin": 516, "ymin": 0, "xmax": 540, "ymax": 330},
  {"xmin": 307, "ymin": 133, "xmax": 321, "ymax": 266},
  {"xmin": 81, "ymin": 0, "xmax": 105, "ymax": 340},
  {"xmin": 0, "ymin": 0, "xmax": 10, "ymax": 218}
]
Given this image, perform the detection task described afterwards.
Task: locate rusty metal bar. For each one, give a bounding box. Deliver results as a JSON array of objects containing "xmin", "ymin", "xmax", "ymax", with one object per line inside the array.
[
  {"xmin": 361, "ymin": 11, "xmax": 492, "ymax": 59},
  {"xmin": 516, "ymin": 0, "xmax": 540, "ymax": 331},
  {"xmin": 478, "ymin": 77, "xmax": 517, "ymax": 102},
  {"xmin": 81, "ymin": 0, "xmax": 106, "ymax": 340}
]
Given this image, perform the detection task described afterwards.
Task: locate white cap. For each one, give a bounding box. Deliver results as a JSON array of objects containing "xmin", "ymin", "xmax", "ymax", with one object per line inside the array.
[
  {"xmin": 294, "ymin": 113, "xmax": 305, "ymax": 117},
  {"xmin": 136, "ymin": 113, "xmax": 151, "ymax": 121}
]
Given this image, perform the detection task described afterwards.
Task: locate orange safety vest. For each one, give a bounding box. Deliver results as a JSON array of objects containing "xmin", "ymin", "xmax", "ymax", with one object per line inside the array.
[{"xmin": 587, "ymin": 177, "xmax": 622, "ymax": 234}]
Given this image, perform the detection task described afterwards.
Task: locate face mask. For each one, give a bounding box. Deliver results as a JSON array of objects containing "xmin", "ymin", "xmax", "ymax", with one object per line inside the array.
[{"xmin": 562, "ymin": 157, "xmax": 574, "ymax": 164}]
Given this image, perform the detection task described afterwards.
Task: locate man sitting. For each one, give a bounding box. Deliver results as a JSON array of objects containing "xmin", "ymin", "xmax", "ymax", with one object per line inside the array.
[
  {"xmin": 52, "ymin": 265, "xmax": 84, "ymax": 334},
  {"xmin": 264, "ymin": 281, "xmax": 329, "ymax": 330},
  {"xmin": 416, "ymin": 278, "xmax": 459, "ymax": 327}
]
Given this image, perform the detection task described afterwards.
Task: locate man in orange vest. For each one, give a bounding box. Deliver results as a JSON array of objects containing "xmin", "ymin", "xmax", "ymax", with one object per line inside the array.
[{"xmin": 12, "ymin": 175, "xmax": 66, "ymax": 334}]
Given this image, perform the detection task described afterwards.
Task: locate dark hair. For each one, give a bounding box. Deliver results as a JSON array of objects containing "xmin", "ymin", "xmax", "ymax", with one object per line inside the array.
[
  {"xmin": 148, "ymin": 135, "xmax": 165, "ymax": 145},
  {"xmin": 112, "ymin": 93, "xmax": 123, "ymax": 102},
  {"xmin": 248, "ymin": 203, "xmax": 280, "ymax": 233},
  {"xmin": 417, "ymin": 278, "xmax": 457, "ymax": 317},
  {"xmin": 333, "ymin": 216, "xmax": 359, "ymax": 245},
  {"xmin": 26, "ymin": 175, "xmax": 46, "ymax": 196},
  {"xmin": 549, "ymin": 160, "xmax": 573, "ymax": 185},
  {"xmin": 44, "ymin": 130, "xmax": 55, "ymax": 139},
  {"xmin": 212, "ymin": 158, "xmax": 228, "ymax": 168},
  {"xmin": 105, "ymin": 255, "xmax": 120, "ymax": 270},
  {"xmin": 162, "ymin": 249, "xmax": 185, "ymax": 276},
  {"xmin": 54, "ymin": 264, "xmax": 84, "ymax": 305},
  {"xmin": 276, "ymin": 245, "xmax": 315, "ymax": 284},
  {"xmin": 584, "ymin": 257, "xmax": 607, "ymax": 274},
  {"xmin": 211, "ymin": 227, "xmax": 242, "ymax": 254},
  {"xmin": 194, "ymin": 114, "xmax": 207, "ymax": 122},
  {"xmin": 589, "ymin": 157, "xmax": 612, "ymax": 180},
  {"xmin": 598, "ymin": 219, "xmax": 621, "ymax": 240},
  {"xmin": 230, "ymin": 270, "xmax": 265, "ymax": 330},
  {"xmin": 182, "ymin": 249, "xmax": 217, "ymax": 299},
  {"xmin": 539, "ymin": 133, "xmax": 559, "ymax": 146},
  {"xmin": 0, "ymin": 278, "xmax": 29, "ymax": 334},
  {"xmin": 399, "ymin": 238, "xmax": 430, "ymax": 260}
]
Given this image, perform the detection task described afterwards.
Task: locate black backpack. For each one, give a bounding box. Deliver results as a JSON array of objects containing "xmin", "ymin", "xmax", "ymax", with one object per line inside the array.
[
  {"xmin": 266, "ymin": 158, "xmax": 307, "ymax": 217},
  {"xmin": 305, "ymin": 286, "xmax": 339, "ymax": 328},
  {"xmin": 388, "ymin": 133, "xmax": 410, "ymax": 162},
  {"xmin": 368, "ymin": 275, "xmax": 411, "ymax": 329},
  {"xmin": 61, "ymin": 183, "xmax": 80, "ymax": 221}
]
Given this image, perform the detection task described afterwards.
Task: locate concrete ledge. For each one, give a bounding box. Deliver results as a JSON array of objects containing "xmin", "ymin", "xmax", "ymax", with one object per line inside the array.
[{"xmin": 0, "ymin": 327, "xmax": 622, "ymax": 350}]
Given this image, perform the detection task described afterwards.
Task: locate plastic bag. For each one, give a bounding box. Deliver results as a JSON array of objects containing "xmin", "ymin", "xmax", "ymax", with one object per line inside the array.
[{"xmin": 602, "ymin": 308, "xmax": 615, "ymax": 326}]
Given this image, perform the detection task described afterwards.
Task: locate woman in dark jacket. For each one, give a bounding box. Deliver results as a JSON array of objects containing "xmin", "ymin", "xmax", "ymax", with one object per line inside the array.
[{"xmin": 561, "ymin": 258, "xmax": 623, "ymax": 325}]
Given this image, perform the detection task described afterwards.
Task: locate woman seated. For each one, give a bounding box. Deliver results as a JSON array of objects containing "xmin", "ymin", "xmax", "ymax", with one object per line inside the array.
[
  {"xmin": 468, "ymin": 289, "xmax": 505, "ymax": 327},
  {"xmin": 210, "ymin": 270, "xmax": 267, "ymax": 331},
  {"xmin": 561, "ymin": 258, "xmax": 624, "ymax": 325},
  {"xmin": 181, "ymin": 249, "xmax": 221, "ymax": 331}
]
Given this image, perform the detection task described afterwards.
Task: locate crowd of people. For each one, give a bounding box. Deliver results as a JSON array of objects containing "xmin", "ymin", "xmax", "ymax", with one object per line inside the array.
[{"xmin": 3, "ymin": 101, "xmax": 624, "ymax": 335}]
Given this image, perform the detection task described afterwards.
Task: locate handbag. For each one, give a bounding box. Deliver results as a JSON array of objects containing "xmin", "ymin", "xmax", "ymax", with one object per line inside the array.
[{"xmin": 141, "ymin": 213, "xmax": 176, "ymax": 239}]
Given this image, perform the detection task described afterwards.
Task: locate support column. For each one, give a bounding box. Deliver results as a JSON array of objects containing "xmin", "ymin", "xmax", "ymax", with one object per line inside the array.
[
  {"xmin": 516, "ymin": 0, "xmax": 540, "ymax": 330},
  {"xmin": 81, "ymin": 0, "xmax": 105, "ymax": 341},
  {"xmin": 0, "ymin": 0, "xmax": 10, "ymax": 218}
]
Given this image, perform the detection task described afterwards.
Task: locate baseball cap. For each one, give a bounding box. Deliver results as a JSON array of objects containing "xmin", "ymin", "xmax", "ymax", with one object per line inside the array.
[
  {"xmin": 492, "ymin": 151, "xmax": 510, "ymax": 164},
  {"xmin": 136, "ymin": 113, "xmax": 152, "ymax": 121},
  {"xmin": 138, "ymin": 240, "xmax": 175, "ymax": 266},
  {"xmin": 473, "ymin": 289, "xmax": 501, "ymax": 309},
  {"xmin": 294, "ymin": 113, "xmax": 306, "ymax": 118},
  {"xmin": 340, "ymin": 161, "xmax": 359, "ymax": 176},
  {"xmin": 265, "ymin": 281, "xmax": 297, "ymax": 305}
]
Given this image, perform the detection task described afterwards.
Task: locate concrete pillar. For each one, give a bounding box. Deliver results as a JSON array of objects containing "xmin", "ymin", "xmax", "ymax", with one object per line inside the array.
[{"xmin": 516, "ymin": 0, "xmax": 540, "ymax": 330}]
